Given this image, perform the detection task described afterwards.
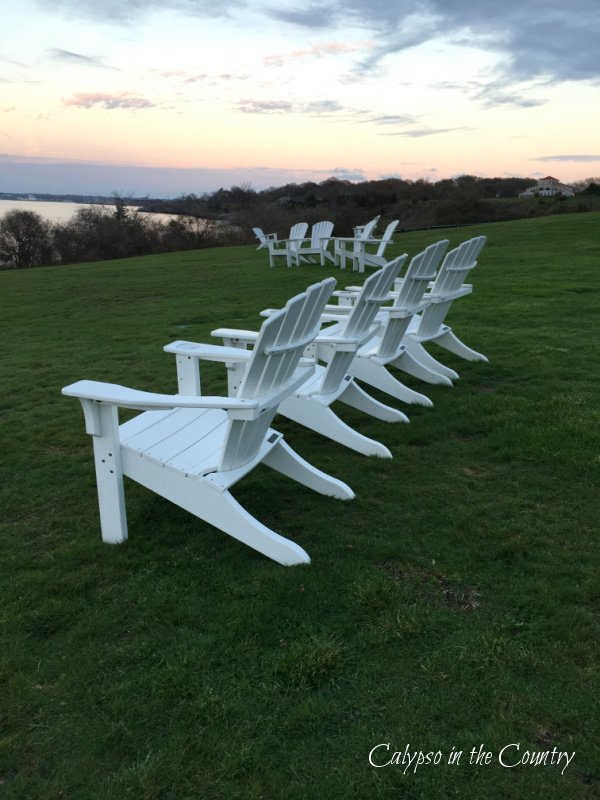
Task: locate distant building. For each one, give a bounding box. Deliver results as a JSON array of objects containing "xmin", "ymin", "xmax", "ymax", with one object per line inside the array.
[{"xmin": 520, "ymin": 176, "xmax": 575, "ymax": 198}]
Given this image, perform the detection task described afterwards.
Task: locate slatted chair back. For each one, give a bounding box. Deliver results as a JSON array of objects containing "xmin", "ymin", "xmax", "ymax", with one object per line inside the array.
[
  {"xmin": 355, "ymin": 216, "xmax": 380, "ymax": 241},
  {"xmin": 220, "ymin": 278, "xmax": 335, "ymax": 471},
  {"xmin": 253, "ymin": 227, "xmax": 267, "ymax": 248},
  {"xmin": 374, "ymin": 220, "xmax": 399, "ymax": 258},
  {"xmin": 416, "ymin": 236, "xmax": 487, "ymax": 339},
  {"xmin": 318, "ymin": 258, "xmax": 405, "ymax": 396},
  {"xmin": 288, "ymin": 222, "xmax": 309, "ymax": 248},
  {"xmin": 310, "ymin": 220, "xmax": 334, "ymax": 246},
  {"xmin": 375, "ymin": 240, "xmax": 449, "ymax": 361}
]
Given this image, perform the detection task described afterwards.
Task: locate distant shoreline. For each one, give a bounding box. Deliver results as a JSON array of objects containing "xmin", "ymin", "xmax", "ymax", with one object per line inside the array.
[{"xmin": 0, "ymin": 192, "xmax": 140, "ymax": 205}]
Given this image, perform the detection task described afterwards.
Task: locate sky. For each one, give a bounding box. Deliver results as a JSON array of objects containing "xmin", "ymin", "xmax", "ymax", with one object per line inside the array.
[{"xmin": 1, "ymin": 0, "xmax": 600, "ymax": 197}]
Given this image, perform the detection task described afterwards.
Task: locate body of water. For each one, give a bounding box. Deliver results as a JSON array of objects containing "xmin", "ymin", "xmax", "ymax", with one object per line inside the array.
[
  {"xmin": 0, "ymin": 199, "xmax": 177, "ymax": 224},
  {"xmin": 0, "ymin": 199, "xmax": 118, "ymax": 222}
]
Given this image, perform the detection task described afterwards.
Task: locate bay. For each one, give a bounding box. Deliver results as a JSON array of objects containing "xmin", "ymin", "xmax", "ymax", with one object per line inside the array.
[{"xmin": 0, "ymin": 199, "xmax": 178, "ymax": 225}]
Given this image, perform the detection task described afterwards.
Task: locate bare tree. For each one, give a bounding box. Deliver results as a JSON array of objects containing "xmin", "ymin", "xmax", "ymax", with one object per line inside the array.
[{"xmin": 0, "ymin": 210, "xmax": 54, "ymax": 268}]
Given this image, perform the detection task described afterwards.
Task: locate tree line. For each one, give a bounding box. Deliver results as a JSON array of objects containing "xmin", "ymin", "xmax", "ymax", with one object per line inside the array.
[
  {"xmin": 140, "ymin": 174, "xmax": 600, "ymax": 239},
  {"xmin": 0, "ymin": 199, "xmax": 244, "ymax": 269},
  {"xmin": 2, "ymin": 176, "xmax": 600, "ymax": 269}
]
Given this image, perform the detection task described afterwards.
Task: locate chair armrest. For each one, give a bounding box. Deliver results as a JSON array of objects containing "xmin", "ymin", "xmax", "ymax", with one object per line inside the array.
[
  {"xmin": 164, "ymin": 340, "xmax": 252, "ymax": 362},
  {"xmin": 376, "ymin": 302, "xmax": 426, "ymax": 319},
  {"xmin": 62, "ymin": 380, "xmax": 260, "ymax": 434},
  {"xmin": 427, "ymin": 286, "xmax": 473, "ymax": 303},
  {"xmin": 322, "ymin": 304, "xmax": 352, "ymax": 314},
  {"xmin": 315, "ymin": 322, "xmax": 377, "ymax": 350},
  {"xmin": 63, "ymin": 380, "xmax": 258, "ymax": 412},
  {"xmin": 210, "ymin": 328, "xmax": 259, "ymax": 345}
]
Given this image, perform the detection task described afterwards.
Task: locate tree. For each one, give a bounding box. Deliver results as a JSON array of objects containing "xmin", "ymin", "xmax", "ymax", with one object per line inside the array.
[{"xmin": 0, "ymin": 210, "xmax": 54, "ymax": 268}]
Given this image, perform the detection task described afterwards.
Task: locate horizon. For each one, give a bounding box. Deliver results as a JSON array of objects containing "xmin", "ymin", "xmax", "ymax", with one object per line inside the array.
[
  {"xmin": 2, "ymin": 1, "xmax": 600, "ymax": 196},
  {"xmin": 0, "ymin": 168, "xmax": 578, "ymax": 203}
]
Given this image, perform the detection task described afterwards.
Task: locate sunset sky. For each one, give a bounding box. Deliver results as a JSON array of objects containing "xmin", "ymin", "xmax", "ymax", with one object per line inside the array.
[{"xmin": 1, "ymin": 0, "xmax": 599, "ymax": 197}]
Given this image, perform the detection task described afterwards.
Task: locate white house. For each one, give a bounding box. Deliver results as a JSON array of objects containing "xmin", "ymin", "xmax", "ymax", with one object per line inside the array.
[{"xmin": 520, "ymin": 176, "xmax": 575, "ymax": 198}]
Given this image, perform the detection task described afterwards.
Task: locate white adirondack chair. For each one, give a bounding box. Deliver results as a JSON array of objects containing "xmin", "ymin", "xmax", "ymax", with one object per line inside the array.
[
  {"xmin": 333, "ymin": 216, "xmax": 380, "ymax": 272},
  {"xmin": 196, "ymin": 257, "xmax": 409, "ymax": 458},
  {"xmin": 62, "ymin": 279, "xmax": 355, "ymax": 567},
  {"xmin": 355, "ymin": 220, "xmax": 399, "ymax": 270},
  {"xmin": 267, "ymin": 222, "xmax": 309, "ymax": 267},
  {"xmin": 404, "ymin": 236, "xmax": 488, "ymax": 380},
  {"xmin": 319, "ymin": 240, "xmax": 451, "ymax": 407},
  {"xmin": 290, "ymin": 220, "xmax": 335, "ymax": 266},
  {"xmin": 253, "ymin": 227, "xmax": 277, "ymax": 250}
]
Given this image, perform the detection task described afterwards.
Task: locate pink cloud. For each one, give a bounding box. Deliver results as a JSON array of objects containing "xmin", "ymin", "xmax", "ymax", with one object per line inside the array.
[
  {"xmin": 63, "ymin": 92, "xmax": 155, "ymax": 110},
  {"xmin": 263, "ymin": 40, "xmax": 371, "ymax": 66}
]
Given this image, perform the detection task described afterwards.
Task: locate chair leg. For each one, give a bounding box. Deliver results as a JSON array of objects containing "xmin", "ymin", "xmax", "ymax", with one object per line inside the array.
[
  {"xmin": 347, "ymin": 358, "xmax": 433, "ymax": 407},
  {"xmin": 200, "ymin": 487, "xmax": 311, "ymax": 566},
  {"xmin": 124, "ymin": 454, "xmax": 311, "ymax": 566},
  {"xmin": 434, "ymin": 329, "xmax": 489, "ymax": 362},
  {"xmin": 338, "ymin": 379, "xmax": 409, "ymax": 423},
  {"xmin": 263, "ymin": 438, "xmax": 354, "ymax": 499},
  {"xmin": 405, "ymin": 338, "xmax": 460, "ymax": 381},
  {"xmin": 91, "ymin": 404, "xmax": 128, "ymax": 543},
  {"xmin": 280, "ymin": 396, "xmax": 392, "ymax": 458},
  {"xmin": 390, "ymin": 348, "xmax": 454, "ymax": 386}
]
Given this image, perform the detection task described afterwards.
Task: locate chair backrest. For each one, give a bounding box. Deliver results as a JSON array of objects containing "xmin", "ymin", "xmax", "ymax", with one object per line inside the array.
[
  {"xmin": 310, "ymin": 220, "xmax": 334, "ymax": 247},
  {"xmin": 220, "ymin": 278, "xmax": 336, "ymax": 471},
  {"xmin": 286, "ymin": 222, "xmax": 309, "ymax": 253},
  {"xmin": 355, "ymin": 216, "xmax": 380, "ymax": 241},
  {"xmin": 416, "ymin": 236, "xmax": 487, "ymax": 338},
  {"xmin": 319, "ymin": 257, "xmax": 406, "ymax": 395},
  {"xmin": 253, "ymin": 227, "xmax": 266, "ymax": 246},
  {"xmin": 376, "ymin": 240, "xmax": 449, "ymax": 361},
  {"xmin": 375, "ymin": 220, "xmax": 399, "ymax": 257},
  {"xmin": 289, "ymin": 222, "xmax": 308, "ymax": 240}
]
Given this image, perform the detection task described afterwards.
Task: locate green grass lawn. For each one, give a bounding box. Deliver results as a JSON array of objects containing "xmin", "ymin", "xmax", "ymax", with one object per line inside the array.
[{"xmin": 1, "ymin": 213, "xmax": 599, "ymax": 799}]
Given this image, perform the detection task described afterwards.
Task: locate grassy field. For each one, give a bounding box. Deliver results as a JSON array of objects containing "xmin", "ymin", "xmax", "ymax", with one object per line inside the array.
[{"xmin": 1, "ymin": 213, "xmax": 599, "ymax": 799}]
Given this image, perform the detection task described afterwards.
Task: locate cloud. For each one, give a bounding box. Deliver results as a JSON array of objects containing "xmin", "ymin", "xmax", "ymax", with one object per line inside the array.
[
  {"xmin": 236, "ymin": 99, "xmax": 294, "ymax": 114},
  {"xmin": 46, "ymin": 48, "xmax": 117, "ymax": 69},
  {"xmin": 533, "ymin": 154, "xmax": 600, "ymax": 162},
  {"xmin": 32, "ymin": 1, "xmax": 600, "ymax": 90},
  {"xmin": 235, "ymin": 98, "xmax": 346, "ymax": 116},
  {"xmin": 263, "ymin": 40, "xmax": 368, "ymax": 66},
  {"xmin": 477, "ymin": 91, "xmax": 546, "ymax": 110},
  {"xmin": 33, "ymin": 0, "xmax": 241, "ymax": 23},
  {"xmin": 379, "ymin": 126, "xmax": 474, "ymax": 138},
  {"xmin": 301, "ymin": 100, "xmax": 344, "ymax": 114},
  {"xmin": 0, "ymin": 55, "xmax": 30, "ymax": 68},
  {"xmin": 352, "ymin": 1, "xmax": 600, "ymax": 86},
  {"xmin": 265, "ymin": 5, "xmax": 334, "ymax": 28},
  {"xmin": 437, "ymin": 79, "xmax": 547, "ymax": 109},
  {"xmin": 330, "ymin": 166, "xmax": 366, "ymax": 180},
  {"xmin": 368, "ymin": 114, "xmax": 419, "ymax": 126},
  {"xmin": 64, "ymin": 92, "xmax": 156, "ymax": 110},
  {"xmin": 262, "ymin": 0, "xmax": 600, "ymax": 89},
  {"xmin": 156, "ymin": 70, "xmax": 249, "ymax": 84}
]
